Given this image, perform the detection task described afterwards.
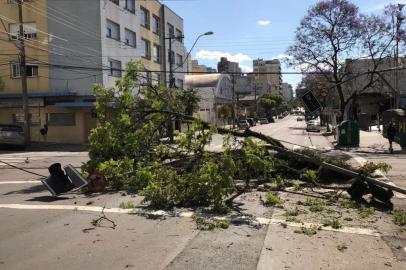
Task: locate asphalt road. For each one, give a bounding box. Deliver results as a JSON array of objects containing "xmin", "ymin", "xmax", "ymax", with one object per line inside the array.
[{"xmin": 0, "ymin": 116, "xmax": 404, "ymax": 270}]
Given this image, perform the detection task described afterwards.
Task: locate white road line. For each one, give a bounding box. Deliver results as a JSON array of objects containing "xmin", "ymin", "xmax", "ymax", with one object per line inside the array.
[
  {"xmin": 268, "ymin": 218, "xmax": 381, "ymax": 237},
  {"xmin": 0, "ymin": 181, "xmax": 42, "ymax": 184},
  {"xmin": 0, "ymin": 204, "xmax": 382, "ymax": 237}
]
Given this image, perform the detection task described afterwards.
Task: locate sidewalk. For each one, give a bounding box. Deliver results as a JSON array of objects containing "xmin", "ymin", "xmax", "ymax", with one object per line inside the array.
[{"xmin": 328, "ymin": 128, "xmax": 406, "ymax": 189}]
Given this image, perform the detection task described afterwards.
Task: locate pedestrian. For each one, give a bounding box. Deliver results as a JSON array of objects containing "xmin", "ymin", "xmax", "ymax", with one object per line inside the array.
[{"xmin": 387, "ymin": 122, "xmax": 396, "ymax": 153}]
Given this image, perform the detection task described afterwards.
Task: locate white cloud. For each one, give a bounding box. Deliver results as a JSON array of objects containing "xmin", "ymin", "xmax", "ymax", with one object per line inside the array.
[
  {"xmin": 240, "ymin": 65, "xmax": 253, "ymax": 73},
  {"xmin": 257, "ymin": 20, "xmax": 271, "ymax": 26},
  {"xmin": 195, "ymin": 50, "xmax": 252, "ymax": 64}
]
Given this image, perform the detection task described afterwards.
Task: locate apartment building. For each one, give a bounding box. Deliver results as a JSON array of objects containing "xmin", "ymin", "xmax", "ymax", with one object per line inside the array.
[
  {"xmin": 281, "ymin": 83, "xmax": 293, "ymax": 102},
  {"xmin": 217, "ymin": 57, "xmax": 242, "ymax": 74},
  {"xmin": 0, "ymin": 0, "xmax": 188, "ymax": 144},
  {"xmin": 138, "ymin": 0, "xmax": 163, "ymax": 85},
  {"xmin": 253, "ymin": 59, "xmax": 282, "ymax": 93},
  {"xmin": 161, "ymin": 5, "xmax": 187, "ymax": 89}
]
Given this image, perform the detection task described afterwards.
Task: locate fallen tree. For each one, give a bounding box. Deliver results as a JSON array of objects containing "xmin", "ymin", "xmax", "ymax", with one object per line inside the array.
[{"xmin": 83, "ymin": 61, "xmax": 404, "ymax": 212}]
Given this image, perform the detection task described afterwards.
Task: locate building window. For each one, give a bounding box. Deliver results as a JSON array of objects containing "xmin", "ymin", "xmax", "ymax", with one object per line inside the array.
[
  {"xmin": 152, "ymin": 15, "xmax": 160, "ymax": 35},
  {"xmin": 141, "ymin": 69, "xmax": 151, "ymax": 84},
  {"xmin": 176, "ymin": 54, "xmax": 183, "ymax": 67},
  {"xmin": 13, "ymin": 113, "xmax": 40, "ymax": 126},
  {"xmin": 109, "ymin": 0, "xmax": 119, "ymax": 5},
  {"xmin": 11, "ymin": 63, "xmax": 38, "ymax": 78},
  {"xmin": 141, "ymin": 39, "xmax": 151, "ymax": 59},
  {"xmin": 124, "ymin": 0, "xmax": 135, "ymax": 13},
  {"xmin": 9, "ymin": 22, "xmax": 37, "ymax": 40},
  {"xmin": 168, "ymin": 50, "xmax": 174, "ymax": 65},
  {"xmin": 47, "ymin": 113, "xmax": 76, "ymax": 126},
  {"xmin": 175, "ymin": 28, "xmax": 183, "ymax": 42},
  {"xmin": 124, "ymin": 28, "xmax": 136, "ymax": 47},
  {"xmin": 167, "ymin": 23, "xmax": 174, "ymax": 37},
  {"xmin": 140, "ymin": 6, "xmax": 150, "ymax": 29},
  {"xmin": 106, "ymin": 19, "xmax": 120, "ymax": 40},
  {"xmin": 108, "ymin": 59, "xmax": 122, "ymax": 77},
  {"xmin": 153, "ymin": 44, "xmax": 160, "ymax": 63},
  {"xmin": 156, "ymin": 73, "xmax": 161, "ymax": 85}
]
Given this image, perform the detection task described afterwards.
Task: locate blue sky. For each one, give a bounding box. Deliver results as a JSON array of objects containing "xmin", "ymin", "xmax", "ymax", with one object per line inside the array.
[{"xmin": 164, "ymin": 0, "xmax": 404, "ymax": 88}]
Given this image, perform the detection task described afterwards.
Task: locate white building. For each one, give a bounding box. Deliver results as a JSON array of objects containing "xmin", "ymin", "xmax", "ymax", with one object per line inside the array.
[{"xmin": 185, "ymin": 74, "xmax": 233, "ymax": 125}]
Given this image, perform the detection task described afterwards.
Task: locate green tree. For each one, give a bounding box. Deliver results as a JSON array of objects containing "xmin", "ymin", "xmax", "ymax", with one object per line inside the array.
[
  {"xmin": 258, "ymin": 93, "xmax": 284, "ymax": 119},
  {"xmin": 287, "ymin": 0, "xmax": 396, "ymax": 119}
]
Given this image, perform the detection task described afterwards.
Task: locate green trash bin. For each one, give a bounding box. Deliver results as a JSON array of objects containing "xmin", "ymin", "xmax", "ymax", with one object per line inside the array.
[{"xmin": 337, "ymin": 120, "xmax": 360, "ymax": 147}]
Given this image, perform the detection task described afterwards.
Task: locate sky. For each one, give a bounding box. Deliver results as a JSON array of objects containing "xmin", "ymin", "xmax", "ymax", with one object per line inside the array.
[{"xmin": 164, "ymin": 0, "xmax": 405, "ymax": 89}]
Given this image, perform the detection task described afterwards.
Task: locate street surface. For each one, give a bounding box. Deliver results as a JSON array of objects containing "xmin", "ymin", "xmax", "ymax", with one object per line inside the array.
[{"xmin": 0, "ymin": 115, "xmax": 405, "ymax": 269}]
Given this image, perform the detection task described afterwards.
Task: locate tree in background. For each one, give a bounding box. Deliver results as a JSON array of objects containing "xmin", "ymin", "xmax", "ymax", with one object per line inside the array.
[
  {"xmin": 258, "ymin": 93, "xmax": 284, "ymax": 120},
  {"xmin": 287, "ymin": 0, "xmax": 398, "ymax": 120}
]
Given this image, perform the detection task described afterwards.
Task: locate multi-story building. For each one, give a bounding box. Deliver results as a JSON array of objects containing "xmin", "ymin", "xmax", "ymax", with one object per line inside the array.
[
  {"xmin": 191, "ymin": 60, "xmax": 216, "ymax": 73},
  {"xmin": 343, "ymin": 57, "xmax": 406, "ymax": 112},
  {"xmin": 253, "ymin": 59, "xmax": 282, "ymax": 93},
  {"xmin": 282, "ymin": 83, "xmax": 293, "ymax": 102},
  {"xmin": 217, "ymin": 57, "xmax": 241, "ymax": 74},
  {"xmin": 0, "ymin": 0, "xmax": 187, "ymax": 144},
  {"xmin": 138, "ymin": 0, "xmax": 163, "ymax": 85},
  {"xmin": 161, "ymin": 5, "xmax": 187, "ymax": 89}
]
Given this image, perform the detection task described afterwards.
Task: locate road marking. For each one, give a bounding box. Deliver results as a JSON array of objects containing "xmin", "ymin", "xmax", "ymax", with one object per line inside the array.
[
  {"xmin": 0, "ymin": 204, "xmax": 133, "ymax": 213},
  {"xmin": 0, "ymin": 181, "xmax": 42, "ymax": 184},
  {"xmin": 268, "ymin": 218, "xmax": 381, "ymax": 237},
  {"xmin": 0, "ymin": 204, "xmax": 382, "ymax": 237}
]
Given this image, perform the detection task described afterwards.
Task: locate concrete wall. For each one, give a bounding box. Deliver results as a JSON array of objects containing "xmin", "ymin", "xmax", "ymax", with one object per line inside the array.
[{"xmin": 0, "ymin": 106, "xmax": 96, "ymax": 144}]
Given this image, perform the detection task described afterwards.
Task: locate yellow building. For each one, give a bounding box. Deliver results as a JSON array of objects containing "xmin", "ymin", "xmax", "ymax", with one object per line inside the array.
[
  {"xmin": 138, "ymin": 0, "xmax": 164, "ymax": 85},
  {"xmin": 0, "ymin": 0, "xmax": 187, "ymax": 145}
]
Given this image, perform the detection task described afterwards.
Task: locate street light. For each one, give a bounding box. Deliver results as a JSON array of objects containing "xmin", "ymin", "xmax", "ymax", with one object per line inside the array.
[
  {"xmin": 167, "ymin": 31, "xmax": 213, "ymax": 88},
  {"xmin": 395, "ymin": 4, "xmax": 405, "ymax": 109},
  {"xmin": 180, "ymin": 31, "xmax": 214, "ymax": 75}
]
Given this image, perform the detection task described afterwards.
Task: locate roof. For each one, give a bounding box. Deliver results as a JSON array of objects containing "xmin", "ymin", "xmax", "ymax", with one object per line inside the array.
[
  {"xmin": 185, "ymin": 74, "xmax": 230, "ymax": 88},
  {"xmin": 0, "ymin": 92, "xmax": 77, "ymax": 99},
  {"xmin": 55, "ymin": 102, "xmax": 94, "ymax": 109}
]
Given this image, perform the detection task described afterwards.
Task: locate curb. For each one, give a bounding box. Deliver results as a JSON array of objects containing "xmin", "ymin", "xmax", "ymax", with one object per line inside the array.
[{"xmin": 342, "ymin": 151, "xmax": 406, "ymax": 199}]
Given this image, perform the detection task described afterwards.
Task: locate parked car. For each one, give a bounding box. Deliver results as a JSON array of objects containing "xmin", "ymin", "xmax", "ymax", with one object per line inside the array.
[
  {"xmin": 258, "ymin": 118, "xmax": 269, "ymax": 125},
  {"xmin": 0, "ymin": 124, "xmax": 25, "ymax": 149},
  {"xmin": 238, "ymin": 120, "xmax": 250, "ymax": 129},
  {"xmin": 245, "ymin": 118, "xmax": 256, "ymax": 126},
  {"xmin": 296, "ymin": 116, "xmax": 304, "ymax": 121},
  {"xmin": 306, "ymin": 120, "xmax": 321, "ymax": 132}
]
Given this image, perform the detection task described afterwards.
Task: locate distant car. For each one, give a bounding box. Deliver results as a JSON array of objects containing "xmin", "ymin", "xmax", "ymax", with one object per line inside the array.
[
  {"xmin": 296, "ymin": 116, "xmax": 304, "ymax": 121},
  {"xmin": 306, "ymin": 120, "xmax": 321, "ymax": 132},
  {"xmin": 238, "ymin": 120, "xmax": 250, "ymax": 129},
  {"xmin": 0, "ymin": 124, "xmax": 25, "ymax": 149},
  {"xmin": 278, "ymin": 114, "xmax": 285, "ymax": 119},
  {"xmin": 245, "ymin": 118, "xmax": 256, "ymax": 126},
  {"xmin": 258, "ymin": 118, "xmax": 269, "ymax": 125}
]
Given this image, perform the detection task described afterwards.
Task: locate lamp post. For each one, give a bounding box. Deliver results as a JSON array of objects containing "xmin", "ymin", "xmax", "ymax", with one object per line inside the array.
[{"xmin": 395, "ymin": 4, "xmax": 405, "ymax": 109}]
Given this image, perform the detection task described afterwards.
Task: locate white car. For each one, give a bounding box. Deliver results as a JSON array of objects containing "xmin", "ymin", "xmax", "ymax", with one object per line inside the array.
[
  {"xmin": 306, "ymin": 120, "xmax": 321, "ymax": 132},
  {"xmin": 0, "ymin": 124, "xmax": 25, "ymax": 149}
]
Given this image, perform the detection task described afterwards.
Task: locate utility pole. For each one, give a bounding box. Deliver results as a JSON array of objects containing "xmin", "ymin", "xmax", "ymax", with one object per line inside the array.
[
  {"xmin": 395, "ymin": 4, "xmax": 405, "ymax": 109},
  {"xmin": 168, "ymin": 36, "xmax": 174, "ymax": 88},
  {"xmin": 18, "ymin": 0, "xmax": 30, "ymax": 146},
  {"xmin": 232, "ymin": 74, "xmax": 236, "ymax": 128}
]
